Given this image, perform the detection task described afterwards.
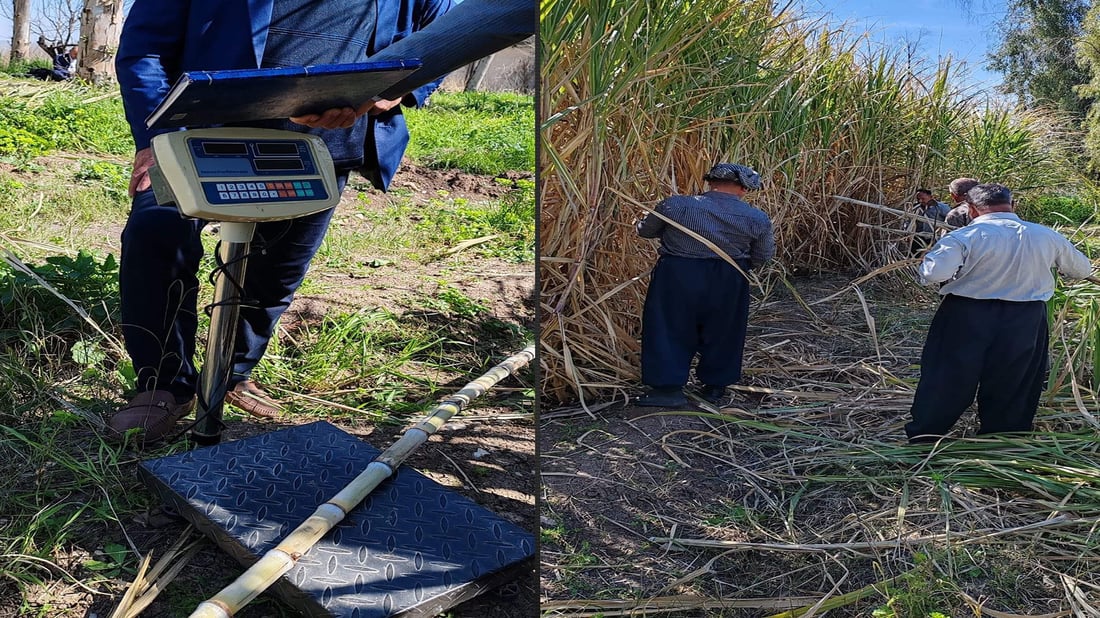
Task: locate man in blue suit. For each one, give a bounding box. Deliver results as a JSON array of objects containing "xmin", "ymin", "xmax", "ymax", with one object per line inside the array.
[{"xmin": 108, "ymin": 0, "xmax": 453, "ymax": 442}]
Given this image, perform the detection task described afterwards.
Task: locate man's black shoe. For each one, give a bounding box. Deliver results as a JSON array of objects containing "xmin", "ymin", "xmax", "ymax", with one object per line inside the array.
[
  {"xmin": 699, "ymin": 384, "xmax": 727, "ymax": 405},
  {"xmin": 636, "ymin": 388, "xmax": 689, "ymax": 407}
]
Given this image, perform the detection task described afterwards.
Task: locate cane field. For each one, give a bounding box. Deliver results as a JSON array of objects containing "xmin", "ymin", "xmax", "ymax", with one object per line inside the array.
[
  {"xmin": 0, "ymin": 72, "xmax": 536, "ymax": 617},
  {"xmin": 540, "ymin": 1, "xmax": 1100, "ymax": 617}
]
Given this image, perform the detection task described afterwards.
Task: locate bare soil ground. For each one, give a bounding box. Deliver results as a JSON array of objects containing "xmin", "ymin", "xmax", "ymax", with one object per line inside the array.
[
  {"xmin": 540, "ymin": 274, "xmax": 1100, "ymax": 617},
  {"xmin": 1, "ymin": 162, "xmax": 536, "ymax": 618}
]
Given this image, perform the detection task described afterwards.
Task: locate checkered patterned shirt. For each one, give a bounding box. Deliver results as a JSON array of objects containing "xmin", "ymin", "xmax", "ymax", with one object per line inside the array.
[{"xmin": 636, "ymin": 191, "xmax": 775, "ymax": 267}]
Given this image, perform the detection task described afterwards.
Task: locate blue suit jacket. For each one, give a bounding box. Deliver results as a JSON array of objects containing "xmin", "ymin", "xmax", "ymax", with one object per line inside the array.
[{"xmin": 116, "ymin": 0, "xmax": 453, "ymax": 190}]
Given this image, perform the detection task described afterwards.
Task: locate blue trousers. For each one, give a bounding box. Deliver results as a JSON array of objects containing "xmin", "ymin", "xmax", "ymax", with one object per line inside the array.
[
  {"xmin": 906, "ymin": 294, "xmax": 1049, "ymax": 441},
  {"xmin": 119, "ymin": 179, "xmax": 344, "ymax": 400},
  {"xmin": 641, "ymin": 255, "xmax": 752, "ymax": 389}
]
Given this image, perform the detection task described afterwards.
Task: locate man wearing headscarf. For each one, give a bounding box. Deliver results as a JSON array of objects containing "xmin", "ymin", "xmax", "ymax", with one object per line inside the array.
[{"xmin": 635, "ymin": 163, "xmax": 775, "ymax": 407}]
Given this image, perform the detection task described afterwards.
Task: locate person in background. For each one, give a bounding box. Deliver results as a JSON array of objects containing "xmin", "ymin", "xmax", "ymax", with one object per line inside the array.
[
  {"xmin": 51, "ymin": 46, "xmax": 78, "ymax": 81},
  {"xmin": 107, "ymin": 0, "xmax": 453, "ymax": 443},
  {"xmin": 944, "ymin": 177, "xmax": 980, "ymax": 228},
  {"xmin": 635, "ymin": 163, "xmax": 775, "ymax": 407},
  {"xmin": 906, "ymin": 183, "xmax": 1094, "ymax": 443},
  {"xmin": 910, "ymin": 188, "xmax": 950, "ymax": 252},
  {"xmin": 27, "ymin": 42, "xmax": 76, "ymax": 81}
]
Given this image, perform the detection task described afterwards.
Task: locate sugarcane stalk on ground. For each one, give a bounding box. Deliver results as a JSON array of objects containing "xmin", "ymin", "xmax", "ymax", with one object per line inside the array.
[{"xmin": 188, "ymin": 344, "xmax": 536, "ymax": 618}]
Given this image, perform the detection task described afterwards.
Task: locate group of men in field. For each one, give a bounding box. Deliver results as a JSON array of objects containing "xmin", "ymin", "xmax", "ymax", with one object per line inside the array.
[{"xmin": 635, "ymin": 164, "xmax": 1094, "ymax": 444}]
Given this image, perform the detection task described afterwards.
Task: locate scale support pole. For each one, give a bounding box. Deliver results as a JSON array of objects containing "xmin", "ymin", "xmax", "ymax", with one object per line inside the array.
[{"xmin": 192, "ymin": 221, "xmax": 256, "ymax": 445}]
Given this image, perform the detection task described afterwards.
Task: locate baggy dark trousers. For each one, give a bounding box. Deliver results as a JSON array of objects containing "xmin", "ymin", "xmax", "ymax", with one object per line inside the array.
[
  {"xmin": 119, "ymin": 178, "xmax": 345, "ymax": 400},
  {"xmin": 906, "ymin": 294, "xmax": 1049, "ymax": 441},
  {"xmin": 641, "ymin": 255, "xmax": 752, "ymax": 389}
]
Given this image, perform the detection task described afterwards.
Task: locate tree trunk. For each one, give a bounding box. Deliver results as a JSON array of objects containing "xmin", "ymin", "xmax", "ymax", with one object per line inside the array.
[
  {"xmin": 11, "ymin": 0, "xmax": 32, "ymax": 64},
  {"xmin": 464, "ymin": 54, "xmax": 494, "ymax": 91},
  {"xmin": 77, "ymin": 0, "xmax": 122, "ymax": 83}
]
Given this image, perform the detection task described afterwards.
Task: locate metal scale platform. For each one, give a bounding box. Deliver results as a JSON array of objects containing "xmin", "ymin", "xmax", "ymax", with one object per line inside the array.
[
  {"xmin": 137, "ymin": 126, "xmax": 533, "ymax": 616},
  {"xmin": 139, "ymin": 421, "xmax": 534, "ymax": 617}
]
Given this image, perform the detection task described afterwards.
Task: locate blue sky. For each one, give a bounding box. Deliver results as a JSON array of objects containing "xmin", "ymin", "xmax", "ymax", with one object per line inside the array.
[{"xmin": 799, "ymin": 0, "xmax": 1008, "ymax": 92}]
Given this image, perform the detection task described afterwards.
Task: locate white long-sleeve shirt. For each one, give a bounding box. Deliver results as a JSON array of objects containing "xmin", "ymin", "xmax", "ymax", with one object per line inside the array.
[{"xmin": 920, "ymin": 212, "xmax": 1093, "ymax": 301}]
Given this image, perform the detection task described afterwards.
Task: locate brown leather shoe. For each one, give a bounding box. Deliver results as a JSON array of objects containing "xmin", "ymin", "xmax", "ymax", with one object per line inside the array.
[
  {"xmin": 225, "ymin": 380, "xmax": 282, "ymax": 418},
  {"xmin": 107, "ymin": 390, "xmax": 196, "ymax": 444}
]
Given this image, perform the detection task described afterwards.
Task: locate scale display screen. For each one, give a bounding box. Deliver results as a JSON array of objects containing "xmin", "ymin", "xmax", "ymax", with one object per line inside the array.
[
  {"xmin": 189, "ymin": 137, "xmax": 316, "ymax": 178},
  {"xmin": 254, "ymin": 142, "xmax": 299, "ymax": 156},
  {"xmin": 202, "ymin": 141, "xmax": 248, "ymax": 156},
  {"xmin": 254, "ymin": 158, "xmax": 304, "ymax": 171}
]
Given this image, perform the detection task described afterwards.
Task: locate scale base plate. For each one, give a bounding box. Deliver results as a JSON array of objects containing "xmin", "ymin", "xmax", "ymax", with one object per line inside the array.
[{"xmin": 139, "ymin": 421, "xmax": 534, "ymax": 617}]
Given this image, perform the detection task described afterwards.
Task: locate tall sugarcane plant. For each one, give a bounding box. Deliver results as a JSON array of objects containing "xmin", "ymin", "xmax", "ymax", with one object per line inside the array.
[
  {"xmin": 539, "ymin": 0, "xmax": 1086, "ymax": 401},
  {"xmin": 1047, "ymin": 276, "xmax": 1100, "ymax": 415}
]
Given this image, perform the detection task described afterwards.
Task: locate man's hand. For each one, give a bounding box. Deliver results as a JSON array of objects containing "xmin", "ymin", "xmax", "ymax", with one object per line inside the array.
[
  {"xmin": 289, "ymin": 96, "xmax": 404, "ymax": 129},
  {"xmin": 129, "ymin": 147, "xmax": 155, "ymax": 197},
  {"xmin": 357, "ymin": 96, "xmax": 403, "ymax": 115}
]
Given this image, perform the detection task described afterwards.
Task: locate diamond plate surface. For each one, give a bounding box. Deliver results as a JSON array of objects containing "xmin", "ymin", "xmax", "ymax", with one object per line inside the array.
[{"xmin": 139, "ymin": 421, "xmax": 534, "ymax": 617}]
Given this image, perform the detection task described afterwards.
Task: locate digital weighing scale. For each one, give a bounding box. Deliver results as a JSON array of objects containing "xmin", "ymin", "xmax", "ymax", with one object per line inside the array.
[{"xmin": 140, "ymin": 126, "xmax": 534, "ymax": 616}]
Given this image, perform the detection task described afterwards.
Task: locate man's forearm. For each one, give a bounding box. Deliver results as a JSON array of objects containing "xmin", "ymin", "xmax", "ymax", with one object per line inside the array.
[
  {"xmin": 370, "ymin": 0, "xmax": 535, "ymax": 101},
  {"xmin": 116, "ymin": 0, "xmax": 189, "ymax": 149}
]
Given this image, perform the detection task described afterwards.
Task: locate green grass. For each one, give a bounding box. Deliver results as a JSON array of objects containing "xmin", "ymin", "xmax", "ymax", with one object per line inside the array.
[
  {"xmin": 323, "ymin": 180, "xmax": 535, "ymax": 269},
  {"xmin": 405, "ymin": 91, "xmax": 535, "ymax": 174},
  {"xmin": 0, "ymin": 86, "xmax": 131, "ymax": 160},
  {"xmin": 0, "ymin": 58, "xmax": 52, "ymax": 76},
  {"xmin": 702, "ymin": 501, "xmax": 757, "ymax": 527},
  {"xmin": 252, "ymin": 299, "xmax": 529, "ymax": 422}
]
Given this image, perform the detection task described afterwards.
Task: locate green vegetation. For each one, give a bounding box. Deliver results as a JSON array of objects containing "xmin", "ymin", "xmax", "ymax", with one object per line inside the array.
[
  {"xmin": 0, "ymin": 58, "xmax": 52, "ymax": 77},
  {"xmin": 1078, "ymin": 3, "xmax": 1100, "ymax": 172},
  {"xmin": 989, "ymin": 0, "xmax": 1089, "ymax": 118},
  {"xmin": 1026, "ymin": 194, "xmax": 1097, "ymax": 225},
  {"xmin": 405, "ymin": 91, "xmax": 535, "ymax": 174},
  {"xmin": 74, "ymin": 159, "xmax": 129, "ymax": 200},
  {"xmin": 0, "ymin": 87, "xmax": 131, "ymax": 160},
  {"xmin": 342, "ymin": 178, "xmax": 535, "ymax": 264},
  {"xmin": 0, "ymin": 250, "xmax": 119, "ymax": 334}
]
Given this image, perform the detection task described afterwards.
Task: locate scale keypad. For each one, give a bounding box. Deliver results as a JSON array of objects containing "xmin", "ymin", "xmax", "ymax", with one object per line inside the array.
[{"xmin": 203, "ymin": 179, "xmax": 326, "ymax": 204}]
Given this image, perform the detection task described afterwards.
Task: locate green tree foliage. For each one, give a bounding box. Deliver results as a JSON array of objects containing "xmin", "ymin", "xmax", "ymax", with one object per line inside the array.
[
  {"xmin": 986, "ymin": 0, "xmax": 1091, "ymax": 118},
  {"xmin": 1075, "ymin": 2, "xmax": 1100, "ymax": 172}
]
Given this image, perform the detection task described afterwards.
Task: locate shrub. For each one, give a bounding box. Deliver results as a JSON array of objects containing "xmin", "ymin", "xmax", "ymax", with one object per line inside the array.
[
  {"xmin": 0, "ymin": 250, "xmax": 120, "ymax": 336},
  {"xmin": 0, "ymin": 125, "xmax": 51, "ymax": 159},
  {"xmin": 1025, "ymin": 195, "xmax": 1097, "ymax": 225}
]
